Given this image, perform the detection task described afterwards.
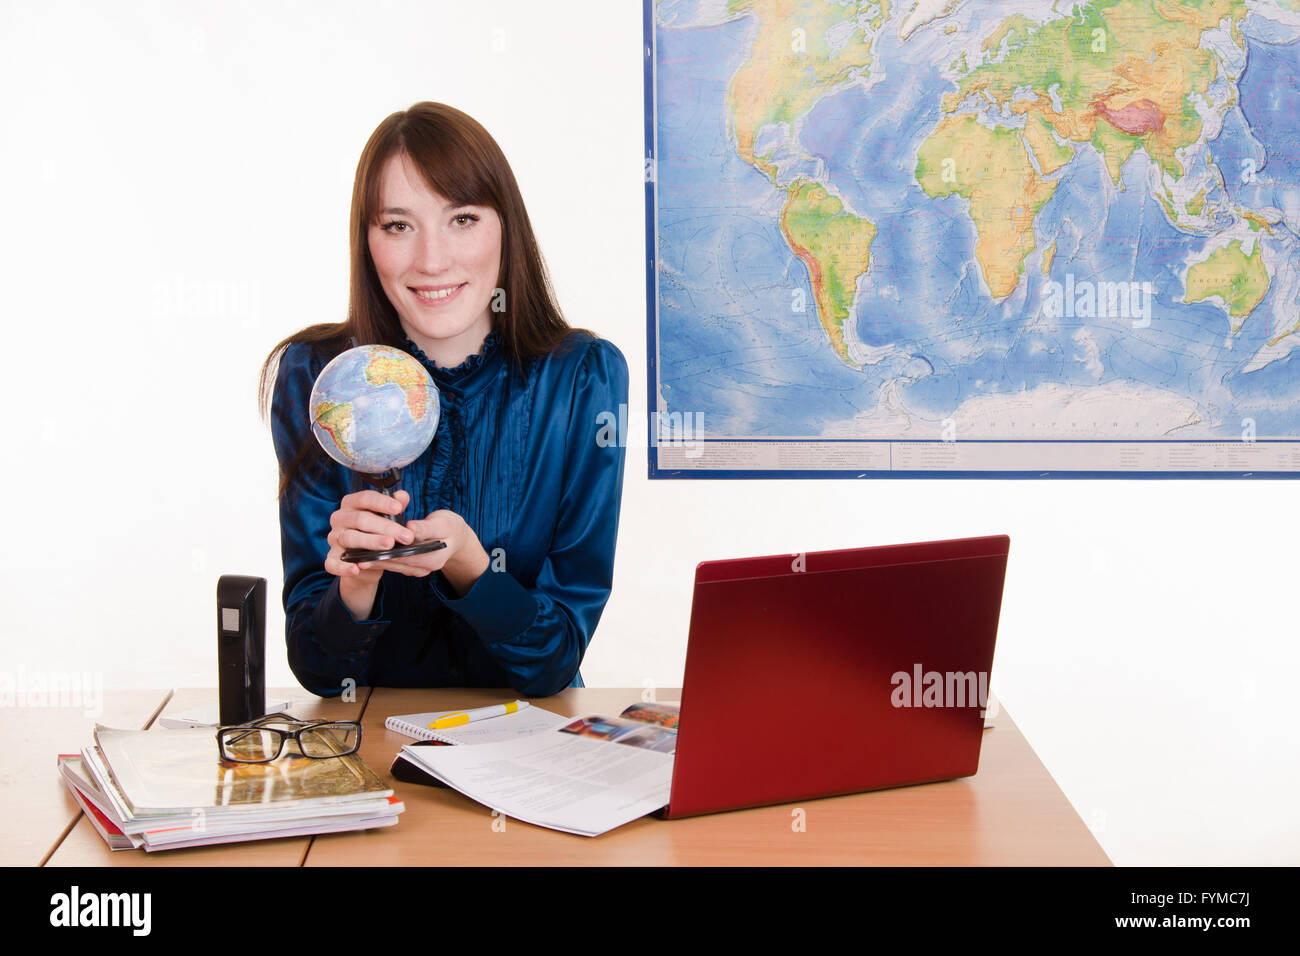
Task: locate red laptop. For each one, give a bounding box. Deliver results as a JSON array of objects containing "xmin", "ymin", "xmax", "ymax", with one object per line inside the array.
[{"xmin": 662, "ymin": 534, "xmax": 1010, "ymax": 818}]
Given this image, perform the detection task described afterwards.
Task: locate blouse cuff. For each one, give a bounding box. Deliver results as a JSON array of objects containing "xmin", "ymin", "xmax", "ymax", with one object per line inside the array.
[
  {"xmin": 431, "ymin": 567, "xmax": 539, "ymax": 645},
  {"xmin": 310, "ymin": 576, "xmax": 391, "ymax": 660}
]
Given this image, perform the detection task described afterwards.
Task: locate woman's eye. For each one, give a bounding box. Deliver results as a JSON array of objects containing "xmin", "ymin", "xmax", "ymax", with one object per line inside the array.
[
  {"xmin": 381, "ymin": 221, "xmax": 409, "ymax": 233},
  {"xmin": 453, "ymin": 213, "xmax": 479, "ymax": 226}
]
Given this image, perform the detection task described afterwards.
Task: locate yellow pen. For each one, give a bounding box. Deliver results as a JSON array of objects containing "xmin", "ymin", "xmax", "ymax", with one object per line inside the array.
[{"xmin": 428, "ymin": 700, "xmax": 529, "ymax": 730}]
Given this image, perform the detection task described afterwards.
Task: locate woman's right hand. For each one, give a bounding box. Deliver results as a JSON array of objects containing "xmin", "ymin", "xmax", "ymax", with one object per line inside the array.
[{"xmin": 326, "ymin": 489, "xmax": 413, "ymax": 616}]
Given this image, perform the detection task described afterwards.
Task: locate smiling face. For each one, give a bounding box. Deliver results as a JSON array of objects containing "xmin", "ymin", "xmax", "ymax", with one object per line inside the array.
[{"xmin": 367, "ymin": 152, "xmax": 503, "ymax": 368}]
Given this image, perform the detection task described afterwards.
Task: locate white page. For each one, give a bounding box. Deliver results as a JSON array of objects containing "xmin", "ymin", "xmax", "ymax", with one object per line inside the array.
[
  {"xmin": 142, "ymin": 814, "xmax": 400, "ymax": 851},
  {"xmin": 118, "ymin": 795, "xmax": 402, "ymax": 836},
  {"xmin": 141, "ymin": 802, "xmax": 404, "ymax": 843},
  {"xmin": 401, "ymin": 725, "xmax": 673, "ymax": 837}
]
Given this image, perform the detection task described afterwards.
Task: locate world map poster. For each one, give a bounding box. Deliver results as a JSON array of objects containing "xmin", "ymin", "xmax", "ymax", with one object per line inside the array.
[{"xmin": 644, "ymin": 0, "xmax": 1300, "ymax": 477}]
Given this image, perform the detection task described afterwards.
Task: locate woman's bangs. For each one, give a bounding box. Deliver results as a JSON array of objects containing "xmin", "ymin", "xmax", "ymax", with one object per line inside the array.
[{"xmin": 365, "ymin": 130, "xmax": 495, "ymax": 225}]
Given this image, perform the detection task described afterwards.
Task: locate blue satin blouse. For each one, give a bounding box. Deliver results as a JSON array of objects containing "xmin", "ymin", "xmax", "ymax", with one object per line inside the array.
[{"xmin": 270, "ymin": 329, "xmax": 629, "ymax": 698}]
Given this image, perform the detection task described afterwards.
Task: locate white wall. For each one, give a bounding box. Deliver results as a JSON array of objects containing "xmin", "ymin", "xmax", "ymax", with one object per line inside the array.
[{"xmin": 2, "ymin": 0, "xmax": 1295, "ymax": 866}]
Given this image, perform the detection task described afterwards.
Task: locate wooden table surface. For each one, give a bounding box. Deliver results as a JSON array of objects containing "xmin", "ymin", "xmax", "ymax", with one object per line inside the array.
[
  {"xmin": 18, "ymin": 687, "xmax": 1110, "ymax": 866},
  {"xmin": 2, "ymin": 689, "xmax": 172, "ymax": 866}
]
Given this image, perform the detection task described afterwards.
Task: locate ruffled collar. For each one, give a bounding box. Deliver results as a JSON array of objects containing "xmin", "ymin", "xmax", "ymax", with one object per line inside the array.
[{"xmin": 401, "ymin": 329, "xmax": 500, "ymax": 383}]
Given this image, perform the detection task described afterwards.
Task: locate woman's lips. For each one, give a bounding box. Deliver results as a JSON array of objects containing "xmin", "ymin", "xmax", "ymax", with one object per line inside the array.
[{"xmin": 410, "ymin": 283, "xmax": 466, "ymax": 305}]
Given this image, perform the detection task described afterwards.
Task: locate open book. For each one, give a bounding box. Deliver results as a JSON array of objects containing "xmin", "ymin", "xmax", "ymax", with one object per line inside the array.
[{"xmin": 395, "ymin": 702, "xmax": 680, "ymax": 837}]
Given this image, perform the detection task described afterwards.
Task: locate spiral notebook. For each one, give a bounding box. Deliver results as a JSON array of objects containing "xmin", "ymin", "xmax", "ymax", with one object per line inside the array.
[{"xmin": 384, "ymin": 704, "xmax": 567, "ymax": 744}]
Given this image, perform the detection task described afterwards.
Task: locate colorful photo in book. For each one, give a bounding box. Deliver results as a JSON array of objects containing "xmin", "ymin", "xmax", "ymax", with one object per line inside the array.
[
  {"xmin": 619, "ymin": 702, "xmax": 680, "ymax": 729},
  {"xmin": 559, "ymin": 716, "xmax": 626, "ymax": 740},
  {"xmin": 559, "ymin": 716, "xmax": 677, "ymax": 753},
  {"xmin": 612, "ymin": 725, "xmax": 677, "ymax": 753},
  {"xmin": 213, "ymin": 754, "xmax": 375, "ymax": 804}
]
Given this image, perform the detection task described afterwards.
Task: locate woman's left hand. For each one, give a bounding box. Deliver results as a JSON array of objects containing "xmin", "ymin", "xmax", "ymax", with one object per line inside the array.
[{"xmin": 358, "ymin": 509, "xmax": 491, "ymax": 597}]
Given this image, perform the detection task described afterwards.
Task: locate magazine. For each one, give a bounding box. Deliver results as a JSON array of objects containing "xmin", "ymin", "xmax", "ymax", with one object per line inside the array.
[
  {"xmin": 396, "ymin": 702, "xmax": 680, "ymax": 837},
  {"xmin": 67, "ymin": 724, "xmax": 403, "ymax": 851}
]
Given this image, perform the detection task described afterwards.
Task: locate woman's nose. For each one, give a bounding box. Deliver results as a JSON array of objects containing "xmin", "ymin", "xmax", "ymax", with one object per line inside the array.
[{"xmin": 417, "ymin": 232, "xmax": 450, "ymax": 273}]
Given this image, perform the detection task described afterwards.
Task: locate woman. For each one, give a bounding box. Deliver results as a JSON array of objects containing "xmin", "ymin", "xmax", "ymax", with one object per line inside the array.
[{"xmin": 259, "ymin": 102, "xmax": 629, "ymax": 698}]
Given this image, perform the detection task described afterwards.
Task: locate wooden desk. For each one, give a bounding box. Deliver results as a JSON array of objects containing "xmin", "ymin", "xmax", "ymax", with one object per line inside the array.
[
  {"xmin": 32, "ymin": 687, "xmax": 1110, "ymax": 866},
  {"xmin": 0, "ymin": 688, "xmax": 171, "ymax": 866},
  {"xmin": 306, "ymin": 687, "xmax": 1112, "ymax": 866}
]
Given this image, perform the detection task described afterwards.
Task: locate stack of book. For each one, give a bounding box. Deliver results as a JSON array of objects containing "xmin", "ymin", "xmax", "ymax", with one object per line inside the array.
[{"xmin": 59, "ymin": 725, "xmax": 402, "ymax": 852}]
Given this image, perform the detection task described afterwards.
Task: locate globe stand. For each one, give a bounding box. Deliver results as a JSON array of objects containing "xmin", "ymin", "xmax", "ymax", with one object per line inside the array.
[{"xmin": 340, "ymin": 467, "xmax": 447, "ymax": 564}]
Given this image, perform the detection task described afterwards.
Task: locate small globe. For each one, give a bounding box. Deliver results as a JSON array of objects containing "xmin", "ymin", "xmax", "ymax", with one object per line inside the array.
[{"xmin": 308, "ymin": 345, "xmax": 440, "ymax": 474}]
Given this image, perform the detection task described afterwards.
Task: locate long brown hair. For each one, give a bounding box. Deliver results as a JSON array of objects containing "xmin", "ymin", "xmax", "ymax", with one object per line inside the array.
[{"xmin": 259, "ymin": 101, "xmax": 591, "ymax": 498}]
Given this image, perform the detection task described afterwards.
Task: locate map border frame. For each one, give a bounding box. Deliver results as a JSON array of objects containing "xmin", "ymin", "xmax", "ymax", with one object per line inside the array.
[{"xmin": 643, "ymin": 0, "xmax": 1300, "ymax": 480}]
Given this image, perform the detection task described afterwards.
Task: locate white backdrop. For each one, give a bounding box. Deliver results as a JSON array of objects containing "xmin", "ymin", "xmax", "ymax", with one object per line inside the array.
[{"xmin": 2, "ymin": 0, "xmax": 1296, "ymax": 865}]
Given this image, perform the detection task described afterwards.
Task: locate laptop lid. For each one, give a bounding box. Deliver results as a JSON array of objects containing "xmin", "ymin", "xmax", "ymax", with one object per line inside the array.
[{"xmin": 664, "ymin": 535, "xmax": 1010, "ymax": 819}]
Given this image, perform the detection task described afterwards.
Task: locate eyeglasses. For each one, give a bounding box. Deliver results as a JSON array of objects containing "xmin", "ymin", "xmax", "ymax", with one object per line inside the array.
[{"xmin": 216, "ymin": 712, "xmax": 363, "ymax": 763}]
